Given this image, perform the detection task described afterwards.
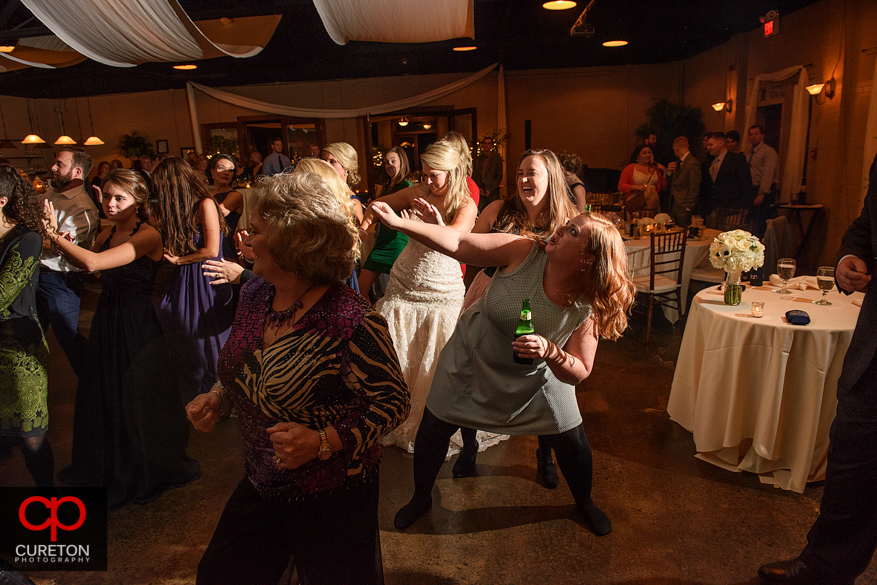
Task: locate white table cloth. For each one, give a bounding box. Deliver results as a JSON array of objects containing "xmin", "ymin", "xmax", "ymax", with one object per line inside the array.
[
  {"xmin": 625, "ymin": 228, "xmax": 719, "ymax": 323},
  {"xmin": 667, "ymin": 285, "xmax": 863, "ymax": 492}
]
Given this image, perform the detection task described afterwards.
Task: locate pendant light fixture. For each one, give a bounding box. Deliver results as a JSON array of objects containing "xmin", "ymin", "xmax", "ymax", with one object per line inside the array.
[
  {"xmin": 22, "ymin": 100, "xmax": 45, "ymax": 145},
  {"xmin": 54, "ymin": 101, "xmax": 76, "ymax": 145},
  {"xmin": 83, "ymin": 97, "xmax": 103, "ymax": 146}
]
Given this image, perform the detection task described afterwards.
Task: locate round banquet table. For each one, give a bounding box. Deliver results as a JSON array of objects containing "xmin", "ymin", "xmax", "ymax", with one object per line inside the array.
[
  {"xmin": 667, "ymin": 284, "xmax": 864, "ymax": 492},
  {"xmin": 624, "ymin": 228, "xmax": 720, "ymax": 323}
]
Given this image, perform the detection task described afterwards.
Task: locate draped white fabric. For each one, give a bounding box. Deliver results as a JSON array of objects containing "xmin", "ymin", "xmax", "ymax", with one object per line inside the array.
[
  {"xmin": 17, "ymin": 0, "xmax": 279, "ymax": 68},
  {"xmin": 864, "ymin": 55, "xmax": 877, "ymax": 205},
  {"xmin": 21, "ymin": 0, "xmax": 201, "ymax": 67},
  {"xmin": 744, "ymin": 65, "xmax": 809, "ymax": 204},
  {"xmin": 0, "ymin": 35, "xmax": 84, "ymax": 72},
  {"xmin": 312, "ymin": 0, "xmax": 474, "ymax": 45},
  {"xmin": 187, "ymin": 63, "xmax": 498, "ymax": 119}
]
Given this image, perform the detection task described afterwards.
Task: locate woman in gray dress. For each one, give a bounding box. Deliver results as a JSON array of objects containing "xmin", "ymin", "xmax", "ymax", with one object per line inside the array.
[{"xmin": 370, "ymin": 202, "xmax": 634, "ymax": 535}]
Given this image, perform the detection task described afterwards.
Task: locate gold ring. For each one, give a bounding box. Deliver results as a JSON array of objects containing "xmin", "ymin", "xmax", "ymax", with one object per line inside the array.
[{"xmin": 273, "ymin": 454, "xmax": 282, "ymax": 466}]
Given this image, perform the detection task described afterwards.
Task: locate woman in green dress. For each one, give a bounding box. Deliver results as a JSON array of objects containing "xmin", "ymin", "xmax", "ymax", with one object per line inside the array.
[
  {"xmin": 357, "ymin": 147, "xmax": 413, "ymax": 299},
  {"xmin": 0, "ymin": 166, "xmax": 53, "ymax": 486}
]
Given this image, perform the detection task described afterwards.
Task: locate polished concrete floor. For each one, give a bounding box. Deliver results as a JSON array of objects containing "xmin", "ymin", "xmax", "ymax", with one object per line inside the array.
[{"xmin": 3, "ymin": 279, "xmax": 876, "ymax": 584}]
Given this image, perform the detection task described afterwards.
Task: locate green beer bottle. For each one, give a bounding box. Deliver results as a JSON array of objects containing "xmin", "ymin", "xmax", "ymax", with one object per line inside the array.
[{"xmin": 513, "ymin": 299, "xmax": 535, "ymax": 365}]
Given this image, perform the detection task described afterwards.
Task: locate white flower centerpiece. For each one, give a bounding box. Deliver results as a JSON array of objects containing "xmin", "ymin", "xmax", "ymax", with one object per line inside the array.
[{"xmin": 708, "ymin": 229, "xmax": 765, "ymax": 305}]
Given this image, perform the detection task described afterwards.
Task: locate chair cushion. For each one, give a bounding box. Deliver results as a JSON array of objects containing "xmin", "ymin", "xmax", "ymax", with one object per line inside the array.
[{"xmin": 632, "ymin": 274, "xmax": 678, "ymax": 293}]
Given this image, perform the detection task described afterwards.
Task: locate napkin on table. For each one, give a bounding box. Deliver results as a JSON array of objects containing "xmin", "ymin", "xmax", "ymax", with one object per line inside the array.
[{"xmin": 768, "ymin": 275, "xmax": 819, "ymax": 290}]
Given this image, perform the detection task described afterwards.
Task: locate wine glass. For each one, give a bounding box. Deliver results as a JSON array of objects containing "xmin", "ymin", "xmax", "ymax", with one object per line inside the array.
[
  {"xmin": 775, "ymin": 258, "xmax": 796, "ymax": 293},
  {"xmin": 814, "ymin": 266, "xmax": 835, "ymax": 305}
]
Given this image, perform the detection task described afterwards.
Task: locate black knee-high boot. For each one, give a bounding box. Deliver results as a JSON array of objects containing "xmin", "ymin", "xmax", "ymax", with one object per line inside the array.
[
  {"xmin": 394, "ymin": 409, "xmax": 458, "ymax": 530},
  {"xmin": 549, "ymin": 425, "xmax": 611, "ymax": 536},
  {"xmin": 21, "ymin": 435, "xmax": 55, "ymax": 488},
  {"xmin": 536, "ymin": 435, "xmax": 559, "ymax": 489},
  {"xmin": 452, "ymin": 427, "xmax": 479, "ymax": 478}
]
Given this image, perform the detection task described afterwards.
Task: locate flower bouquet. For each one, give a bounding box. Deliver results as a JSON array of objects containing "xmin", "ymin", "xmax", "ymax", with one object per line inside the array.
[{"xmin": 709, "ymin": 229, "xmax": 765, "ymax": 305}]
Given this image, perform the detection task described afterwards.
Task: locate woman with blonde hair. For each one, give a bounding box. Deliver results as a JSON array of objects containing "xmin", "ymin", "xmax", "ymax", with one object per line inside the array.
[
  {"xmin": 151, "ymin": 157, "xmax": 234, "ymax": 404},
  {"xmin": 359, "ymin": 139, "xmax": 477, "ymax": 453},
  {"xmin": 370, "ymin": 204, "xmax": 635, "ymax": 535},
  {"xmin": 322, "ymin": 141, "xmax": 364, "ymax": 223},
  {"xmin": 292, "ymin": 157, "xmax": 362, "ymax": 292},
  {"xmin": 188, "ymin": 172, "xmax": 408, "ymax": 585}
]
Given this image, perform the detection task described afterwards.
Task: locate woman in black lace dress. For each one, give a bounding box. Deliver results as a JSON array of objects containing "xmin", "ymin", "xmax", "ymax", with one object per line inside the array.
[{"xmin": 47, "ymin": 170, "xmax": 199, "ymax": 510}]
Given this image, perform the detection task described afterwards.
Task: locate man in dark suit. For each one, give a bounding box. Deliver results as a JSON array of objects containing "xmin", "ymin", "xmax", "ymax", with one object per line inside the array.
[
  {"xmin": 473, "ymin": 137, "xmax": 503, "ymax": 211},
  {"xmin": 758, "ymin": 153, "xmax": 877, "ymax": 584},
  {"xmin": 700, "ymin": 131, "xmax": 753, "ymax": 227},
  {"xmin": 666, "ymin": 136, "xmax": 701, "ymax": 227}
]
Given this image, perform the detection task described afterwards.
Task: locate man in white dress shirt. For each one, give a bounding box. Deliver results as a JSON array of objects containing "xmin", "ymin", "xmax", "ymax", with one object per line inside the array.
[
  {"xmin": 38, "ymin": 148, "xmax": 99, "ymax": 376},
  {"xmin": 747, "ymin": 125, "xmax": 779, "ymax": 237}
]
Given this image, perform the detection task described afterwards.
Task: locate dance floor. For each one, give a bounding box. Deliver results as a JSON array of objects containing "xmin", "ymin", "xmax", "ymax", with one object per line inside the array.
[{"xmin": 3, "ymin": 276, "xmax": 877, "ymax": 584}]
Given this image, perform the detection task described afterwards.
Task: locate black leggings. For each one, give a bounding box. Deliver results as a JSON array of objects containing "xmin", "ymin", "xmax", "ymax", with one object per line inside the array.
[{"xmin": 414, "ymin": 409, "xmax": 594, "ymax": 507}]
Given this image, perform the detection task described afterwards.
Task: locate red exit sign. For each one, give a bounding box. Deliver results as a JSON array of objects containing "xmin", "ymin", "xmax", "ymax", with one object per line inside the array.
[{"xmin": 763, "ymin": 10, "xmax": 779, "ymax": 37}]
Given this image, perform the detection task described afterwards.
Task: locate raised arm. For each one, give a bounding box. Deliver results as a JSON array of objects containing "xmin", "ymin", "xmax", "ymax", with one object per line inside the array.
[
  {"xmin": 44, "ymin": 201, "xmax": 163, "ymax": 271},
  {"xmin": 370, "ymin": 201, "xmax": 531, "ymax": 269},
  {"xmin": 359, "ymin": 182, "xmax": 428, "ymax": 231}
]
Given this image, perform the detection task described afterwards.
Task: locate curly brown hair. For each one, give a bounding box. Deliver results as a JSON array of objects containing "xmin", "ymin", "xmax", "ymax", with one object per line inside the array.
[{"xmin": 0, "ymin": 166, "xmax": 48, "ymax": 237}]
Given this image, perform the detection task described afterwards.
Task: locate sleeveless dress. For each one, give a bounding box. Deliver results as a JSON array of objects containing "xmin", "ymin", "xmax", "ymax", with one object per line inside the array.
[
  {"xmin": 59, "ymin": 229, "xmax": 200, "ymax": 510},
  {"xmin": 0, "ymin": 226, "xmax": 48, "ymax": 438},
  {"xmin": 213, "ymin": 190, "xmax": 241, "ymax": 262},
  {"xmin": 156, "ymin": 229, "xmax": 234, "ymax": 404},
  {"xmin": 376, "ymin": 229, "xmax": 506, "ymax": 455},
  {"xmin": 428, "ymin": 243, "xmax": 591, "ymax": 435},
  {"xmin": 362, "ymin": 180, "xmax": 413, "ymax": 274}
]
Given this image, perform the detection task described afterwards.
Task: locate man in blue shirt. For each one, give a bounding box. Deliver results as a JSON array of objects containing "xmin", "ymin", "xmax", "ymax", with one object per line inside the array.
[{"xmin": 262, "ymin": 138, "xmax": 291, "ymax": 176}]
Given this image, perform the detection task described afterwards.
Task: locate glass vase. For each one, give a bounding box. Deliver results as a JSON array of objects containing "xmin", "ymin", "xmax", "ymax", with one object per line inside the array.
[{"xmin": 724, "ymin": 270, "xmax": 743, "ymax": 306}]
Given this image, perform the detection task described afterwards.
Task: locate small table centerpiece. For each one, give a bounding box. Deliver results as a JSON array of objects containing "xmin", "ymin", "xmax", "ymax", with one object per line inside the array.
[{"xmin": 708, "ymin": 229, "xmax": 765, "ymax": 306}]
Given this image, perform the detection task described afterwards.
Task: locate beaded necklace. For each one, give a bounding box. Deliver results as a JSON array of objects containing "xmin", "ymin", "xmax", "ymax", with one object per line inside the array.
[
  {"xmin": 110, "ymin": 219, "xmax": 144, "ymax": 239},
  {"xmin": 264, "ymin": 282, "xmax": 316, "ymax": 328}
]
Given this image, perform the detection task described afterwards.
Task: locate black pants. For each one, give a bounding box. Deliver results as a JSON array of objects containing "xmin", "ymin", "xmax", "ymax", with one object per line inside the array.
[
  {"xmin": 414, "ymin": 408, "xmax": 595, "ymax": 509},
  {"xmin": 36, "ymin": 270, "xmax": 87, "ymax": 376},
  {"xmin": 197, "ymin": 476, "xmax": 383, "ymax": 585},
  {"xmin": 801, "ymin": 353, "xmax": 877, "ymax": 581}
]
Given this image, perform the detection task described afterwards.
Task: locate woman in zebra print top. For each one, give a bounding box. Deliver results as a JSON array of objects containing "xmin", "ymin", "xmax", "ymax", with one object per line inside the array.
[{"xmin": 187, "ymin": 172, "xmax": 409, "ymax": 585}]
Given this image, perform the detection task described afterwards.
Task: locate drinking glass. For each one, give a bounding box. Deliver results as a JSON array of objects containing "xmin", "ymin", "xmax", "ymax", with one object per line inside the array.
[
  {"xmin": 814, "ymin": 266, "xmax": 835, "ymax": 305},
  {"xmin": 775, "ymin": 258, "xmax": 796, "ymax": 293}
]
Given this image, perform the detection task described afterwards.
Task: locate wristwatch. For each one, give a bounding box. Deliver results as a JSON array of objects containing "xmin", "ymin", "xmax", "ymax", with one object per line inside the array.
[{"xmin": 317, "ymin": 428, "xmax": 332, "ymax": 461}]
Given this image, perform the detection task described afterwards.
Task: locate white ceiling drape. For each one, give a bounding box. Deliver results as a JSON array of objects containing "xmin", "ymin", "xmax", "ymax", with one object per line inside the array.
[
  {"xmin": 14, "ymin": 0, "xmax": 280, "ymax": 69},
  {"xmin": 744, "ymin": 65, "xmax": 809, "ymax": 204},
  {"xmin": 187, "ymin": 63, "xmax": 498, "ymax": 119},
  {"xmin": 312, "ymin": 0, "xmax": 474, "ymax": 45}
]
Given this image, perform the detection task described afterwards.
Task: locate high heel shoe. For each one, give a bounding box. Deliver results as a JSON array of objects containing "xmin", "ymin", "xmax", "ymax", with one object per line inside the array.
[
  {"xmin": 452, "ymin": 440, "xmax": 479, "ymax": 478},
  {"xmin": 536, "ymin": 447, "xmax": 560, "ymax": 489}
]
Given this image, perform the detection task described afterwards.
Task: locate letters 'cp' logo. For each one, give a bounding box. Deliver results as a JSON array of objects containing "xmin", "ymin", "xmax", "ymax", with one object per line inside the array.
[{"xmin": 19, "ymin": 496, "xmax": 86, "ymax": 542}]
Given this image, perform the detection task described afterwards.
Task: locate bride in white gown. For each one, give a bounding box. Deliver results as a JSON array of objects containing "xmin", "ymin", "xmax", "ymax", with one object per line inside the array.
[{"xmin": 361, "ymin": 139, "xmax": 508, "ymax": 456}]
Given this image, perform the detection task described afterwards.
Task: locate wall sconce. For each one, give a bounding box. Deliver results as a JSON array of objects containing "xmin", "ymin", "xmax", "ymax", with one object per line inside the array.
[
  {"xmin": 398, "ymin": 117, "xmax": 409, "ymax": 127},
  {"xmin": 712, "ymin": 99, "xmax": 733, "ymax": 113},
  {"xmin": 806, "ymin": 78, "xmax": 835, "ymax": 104}
]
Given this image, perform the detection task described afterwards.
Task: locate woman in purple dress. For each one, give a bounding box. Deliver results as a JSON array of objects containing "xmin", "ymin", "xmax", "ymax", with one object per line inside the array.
[{"xmin": 151, "ymin": 157, "xmax": 234, "ymax": 404}]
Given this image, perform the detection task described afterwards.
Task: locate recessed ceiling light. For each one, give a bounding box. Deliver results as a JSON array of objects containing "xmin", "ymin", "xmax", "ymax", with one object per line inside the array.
[
  {"xmin": 174, "ymin": 64, "xmax": 198, "ymax": 70},
  {"xmin": 0, "ymin": 46, "xmax": 14, "ymax": 53},
  {"xmin": 542, "ymin": 1, "xmax": 577, "ymax": 10},
  {"xmin": 453, "ymin": 46, "xmax": 477, "ymax": 52},
  {"xmin": 602, "ymin": 40, "xmax": 629, "ymax": 47}
]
